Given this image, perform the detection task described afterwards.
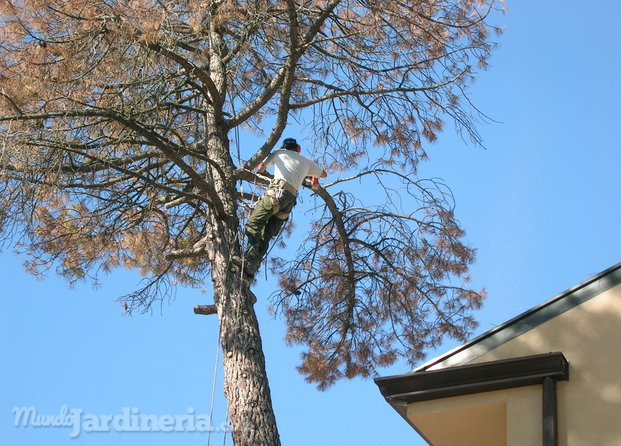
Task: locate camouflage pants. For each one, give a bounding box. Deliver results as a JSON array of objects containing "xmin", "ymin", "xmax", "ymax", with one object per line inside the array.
[{"xmin": 244, "ymin": 184, "xmax": 297, "ymax": 275}]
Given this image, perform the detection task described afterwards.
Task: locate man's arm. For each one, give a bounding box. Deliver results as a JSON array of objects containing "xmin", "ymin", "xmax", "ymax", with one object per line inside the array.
[
  {"xmin": 257, "ymin": 151, "xmax": 276, "ymax": 174},
  {"xmin": 306, "ymin": 157, "xmax": 327, "ymax": 179}
]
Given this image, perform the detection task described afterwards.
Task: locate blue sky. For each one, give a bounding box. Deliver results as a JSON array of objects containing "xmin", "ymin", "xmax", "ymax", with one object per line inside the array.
[{"xmin": 2, "ymin": 1, "xmax": 620, "ymax": 445}]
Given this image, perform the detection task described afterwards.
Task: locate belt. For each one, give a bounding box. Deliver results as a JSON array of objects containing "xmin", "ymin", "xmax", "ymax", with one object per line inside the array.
[{"xmin": 269, "ymin": 179, "xmax": 297, "ymax": 197}]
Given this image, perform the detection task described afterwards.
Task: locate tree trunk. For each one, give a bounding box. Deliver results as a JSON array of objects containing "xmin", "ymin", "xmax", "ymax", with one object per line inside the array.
[
  {"xmin": 213, "ymin": 255, "xmax": 281, "ymax": 445},
  {"xmin": 203, "ymin": 130, "xmax": 281, "ymax": 445},
  {"xmin": 204, "ymin": 160, "xmax": 281, "ymax": 444},
  {"xmin": 202, "ymin": 16, "xmax": 281, "ymax": 442}
]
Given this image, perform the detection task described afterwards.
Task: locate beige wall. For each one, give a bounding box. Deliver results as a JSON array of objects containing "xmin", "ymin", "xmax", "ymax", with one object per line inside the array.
[
  {"xmin": 467, "ymin": 283, "xmax": 621, "ymax": 446},
  {"xmin": 406, "ymin": 283, "xmax": 621, "ymax": 446},
  {"xmin": 408, "ymin": 386, "xmax": 540, "ymax": 446}
]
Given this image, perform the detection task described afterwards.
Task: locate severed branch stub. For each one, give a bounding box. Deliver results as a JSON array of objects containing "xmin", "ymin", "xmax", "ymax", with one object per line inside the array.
[{"xmin": 194, "ymin": 304, "xmax": 217, "ymax": 315}]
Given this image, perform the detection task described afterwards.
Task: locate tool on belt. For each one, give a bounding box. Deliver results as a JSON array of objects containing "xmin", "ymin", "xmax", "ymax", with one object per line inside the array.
[{"xmin": 267, "ymin": 179, "xmax": 296, "ymax": 219}]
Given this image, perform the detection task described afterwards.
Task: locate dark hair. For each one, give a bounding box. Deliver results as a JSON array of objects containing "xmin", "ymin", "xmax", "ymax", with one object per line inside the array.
[{"xmin": 282, "ymin": 138, "xmax": 299, "ymax": 151}]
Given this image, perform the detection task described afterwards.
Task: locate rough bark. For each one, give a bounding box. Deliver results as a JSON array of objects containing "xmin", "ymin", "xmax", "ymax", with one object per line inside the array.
[
  {"xmin": 210, "ymin": 166, "xmax": 281, "ymax": 445},
  {"xmin": 204, "ymin": 75, "xmax": 280, "ymax": 442},
  {"xmin": 208, "ymin": 13, "xmax": 280, "ymax": 438},
  {"xmin": 213, "ymin": 255, "xmax": 281, "ymax": 445}
]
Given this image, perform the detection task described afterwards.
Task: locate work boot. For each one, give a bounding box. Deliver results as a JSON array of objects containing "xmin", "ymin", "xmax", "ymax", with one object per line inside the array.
[
  {"xmin": 231, "ymin": 254, "xmax": 243, "ymax": 268},
  {"xmin": 230, "ymin": 255, "xmax": 256, "ymax": 280}
]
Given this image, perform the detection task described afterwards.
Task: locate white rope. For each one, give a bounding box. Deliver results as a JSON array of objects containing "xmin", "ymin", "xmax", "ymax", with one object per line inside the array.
[
  {"xmin": 222, "ymin": 410, "xmax": 230, "ymax": 446},
  {"xmin": 237, "ymin": 171, "xmax": 261, "ymax": 283},
  {"xmin": 206, "ymin": 335, "xmax": 220, "ymax": 446}
]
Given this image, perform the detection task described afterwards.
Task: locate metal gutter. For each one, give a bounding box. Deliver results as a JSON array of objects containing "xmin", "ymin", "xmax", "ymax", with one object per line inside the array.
[
  {"xmin": 375, "ymin": 352, "xmax": 569, "ymax": 404},
  {"xmin": 375, "ymin": 352, "xmax": 569, "ymax": 446}
]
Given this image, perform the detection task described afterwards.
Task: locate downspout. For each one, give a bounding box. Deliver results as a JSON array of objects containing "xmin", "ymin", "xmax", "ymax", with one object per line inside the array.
[{"xmin": 542, "ymin": 377, "xmax": 558, "ymax": 446}]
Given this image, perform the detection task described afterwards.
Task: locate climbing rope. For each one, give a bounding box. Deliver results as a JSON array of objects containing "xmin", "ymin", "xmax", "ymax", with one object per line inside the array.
[
  {"xmin": 222, "ymin": 410, "xmax": 230, "ymax": 446},
  {"xmin": 206, "ymin": 334, "xmax": 220, "ymax": 446}
]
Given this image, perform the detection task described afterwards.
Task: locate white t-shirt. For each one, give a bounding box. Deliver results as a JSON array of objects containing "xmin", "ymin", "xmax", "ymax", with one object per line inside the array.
[{"xmin": 262, "ymin": 149, "xmax": 324, "ymax": 190}]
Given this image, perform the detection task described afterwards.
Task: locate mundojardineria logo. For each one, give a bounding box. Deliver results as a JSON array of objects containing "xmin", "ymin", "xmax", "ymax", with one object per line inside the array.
[{"xmin": 12, "ymin": 405, "xmax": 230, "ymax": 438}]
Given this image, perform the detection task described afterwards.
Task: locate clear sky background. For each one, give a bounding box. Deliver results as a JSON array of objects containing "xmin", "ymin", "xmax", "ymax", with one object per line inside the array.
[{"xmin": 2, "ymin": 1, "xmax": 620, "ymax": 445}]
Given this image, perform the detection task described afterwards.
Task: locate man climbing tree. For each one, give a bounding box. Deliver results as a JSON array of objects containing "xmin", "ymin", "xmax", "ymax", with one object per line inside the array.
[
  {"xmin": 0, "ymin": 1, "xmax": 503, "ymax": 445},
  {"xmin": 235, "ymin": 137, "xmax": 327, "ymax": 279}
]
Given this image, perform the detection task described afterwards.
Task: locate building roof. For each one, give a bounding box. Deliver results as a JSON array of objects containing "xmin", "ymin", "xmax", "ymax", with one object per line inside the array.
[
  {"xmin": 414, "ymin": 261, "xmax": 621, "ymax": 371},
  {"xmin": 376, "ymin": 351, "xmax": 569, "ymax": 404},
  {"xmin": 375, "ymin": 261, "xmax": 621, "ymax": 445}
]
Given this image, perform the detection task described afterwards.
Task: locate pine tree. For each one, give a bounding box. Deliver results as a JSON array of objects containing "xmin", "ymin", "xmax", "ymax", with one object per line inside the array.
[{"xmin": 0, "ymin": 1, "xmax": 502, "ymax": 444}]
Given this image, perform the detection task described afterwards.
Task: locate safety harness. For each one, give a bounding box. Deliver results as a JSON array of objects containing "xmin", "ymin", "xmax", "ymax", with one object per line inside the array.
[{"xmin": 266, "ymin": 178, "xmax": 297, "ymax": 220}]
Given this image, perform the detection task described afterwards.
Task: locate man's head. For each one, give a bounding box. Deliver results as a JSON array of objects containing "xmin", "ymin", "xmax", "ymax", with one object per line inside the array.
[{"xmin": 282, "ymin": 137, "xmax": 301, "ymax": 153}]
